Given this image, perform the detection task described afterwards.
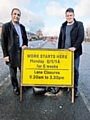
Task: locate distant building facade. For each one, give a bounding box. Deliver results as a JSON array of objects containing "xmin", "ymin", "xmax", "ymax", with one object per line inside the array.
[
  {"xmin": 26, "ymin": 32, "xmax": 38, "ymax": 40},
  {"xmin": 36, "ymin": 29, "xmax": 43, "ymax": 38}
]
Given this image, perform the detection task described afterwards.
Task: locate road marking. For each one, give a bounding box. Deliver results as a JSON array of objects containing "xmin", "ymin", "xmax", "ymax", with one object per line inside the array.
[{"xmin": 79, "ymin": 88, "xmax": 90, "ymax": 112}]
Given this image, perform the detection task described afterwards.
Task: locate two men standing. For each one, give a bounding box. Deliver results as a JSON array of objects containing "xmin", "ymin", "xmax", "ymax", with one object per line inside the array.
[{"xmin": 1, "ymin": 7, "xmax": 84, "ymax": 98}]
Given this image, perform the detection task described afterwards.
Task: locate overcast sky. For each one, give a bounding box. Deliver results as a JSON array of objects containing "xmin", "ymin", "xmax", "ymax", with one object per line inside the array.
[{"xmin": 0, "ymin": 0, "xmax": 90, "ymax": 36}]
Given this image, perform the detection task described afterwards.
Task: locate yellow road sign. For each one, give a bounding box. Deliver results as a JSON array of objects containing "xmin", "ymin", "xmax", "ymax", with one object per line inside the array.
[{"xmin": 21, "ymin": 49, "xmax": 74, "ymax": 87}]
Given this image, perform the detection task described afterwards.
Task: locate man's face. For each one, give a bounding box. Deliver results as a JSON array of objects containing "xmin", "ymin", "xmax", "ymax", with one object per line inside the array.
[
  {"xmin": 11, "ymin": 9, "xmax": 21, "ymax": 24},
  {"xmin": 65, "ymin": 12, "xmax": 74, "ymax": 23}
]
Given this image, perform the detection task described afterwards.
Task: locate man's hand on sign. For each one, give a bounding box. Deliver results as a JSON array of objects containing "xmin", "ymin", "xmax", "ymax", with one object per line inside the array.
[
  {"xmin": 4, "ymin": 56, "xmax": 9, "ymax": 62},
  {"xmin": 22, "ymin": 45, "xmax": 27, "ymax": 49},
  {"xmin": 68, "ymin": 47, "xmax": 76, "ymax": 52}
]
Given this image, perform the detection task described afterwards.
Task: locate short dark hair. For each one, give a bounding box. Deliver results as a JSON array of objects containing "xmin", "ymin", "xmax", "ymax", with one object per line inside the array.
[
  {"xmin": 65, "ymin": 8, "xmax": 74, "ymax": 14},
  {"xmin": 11, "ymin": 8, "xmax": 21, "ymax": 15}
]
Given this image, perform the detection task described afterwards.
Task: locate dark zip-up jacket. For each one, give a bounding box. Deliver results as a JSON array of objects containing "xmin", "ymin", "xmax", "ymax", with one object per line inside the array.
[{"xmin": 58, "ymin": 19, "xmax": 84, "ymax": 59}]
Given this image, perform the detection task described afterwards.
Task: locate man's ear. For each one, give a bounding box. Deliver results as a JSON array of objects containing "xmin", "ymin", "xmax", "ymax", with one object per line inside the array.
[{"xmin": 74, "ymin": 14, "xmax": 75, "ymax": 18}]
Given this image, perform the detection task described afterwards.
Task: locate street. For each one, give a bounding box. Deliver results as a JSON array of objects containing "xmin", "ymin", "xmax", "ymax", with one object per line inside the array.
[
  {"xmin": 0, "ymin": 42, "xmax": 90, "ymax": 120},
  {"xmin": 79, "ymin": 43, "xmax": 90, "ymax": 109}
]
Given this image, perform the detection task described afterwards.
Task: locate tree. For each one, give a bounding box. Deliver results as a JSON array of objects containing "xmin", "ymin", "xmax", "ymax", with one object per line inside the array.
[{"xmin": 85, "ymin": 28, "xmax": 90, "ymax": 42}]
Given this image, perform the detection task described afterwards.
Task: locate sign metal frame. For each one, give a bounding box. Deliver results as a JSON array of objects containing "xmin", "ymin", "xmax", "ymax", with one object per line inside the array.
[{"xmin": 20, "ymin": 48, "xmax": 74, "ymax": 103}]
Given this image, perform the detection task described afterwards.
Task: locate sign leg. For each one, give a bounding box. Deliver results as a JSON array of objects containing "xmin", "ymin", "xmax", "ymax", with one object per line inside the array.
[
  {"xmin": 72, "ymin": 87, "xmax": 74, "ymax": 103},
  {"xmin": 20, "ymin": 86, "xmax": 22, "ymax": 102}
]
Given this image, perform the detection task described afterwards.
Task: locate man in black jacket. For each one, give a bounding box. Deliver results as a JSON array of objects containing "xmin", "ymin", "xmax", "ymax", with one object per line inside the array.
[
  {"xmin": 58, "ymin": 8, "xmax": 84, "ymax": 97},
  {"xmin": 1, "ymin": 8, "xmax": 28, "ymax": 95}
]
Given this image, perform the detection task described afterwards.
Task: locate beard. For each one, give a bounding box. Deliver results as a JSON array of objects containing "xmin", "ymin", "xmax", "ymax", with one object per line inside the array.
[
  {"xmin": 14, "ymin": 20, "xmax": 19, "ymax": 24},
  {"xmin": 12, "ymin": 18, "xmax": 20, "ymax": 24}
]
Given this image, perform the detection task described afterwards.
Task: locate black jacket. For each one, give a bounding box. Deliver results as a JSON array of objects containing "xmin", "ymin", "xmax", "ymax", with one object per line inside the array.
[
  {"xmin": 1, "ymin": 21, "xmax": 28, "ymax": 67},
  {"xmin": 58, "ymin": 19, "xmax": 84, "ymax": 59}
]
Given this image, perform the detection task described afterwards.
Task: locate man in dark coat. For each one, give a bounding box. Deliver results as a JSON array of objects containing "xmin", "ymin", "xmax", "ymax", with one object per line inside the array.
[
  {"xmin": 58, "ymin": 8, "xmax": 84, "ymax": 97},
  {"xmin": 1, "ymin": 8, "xmax": 28, "ymax": 95}
]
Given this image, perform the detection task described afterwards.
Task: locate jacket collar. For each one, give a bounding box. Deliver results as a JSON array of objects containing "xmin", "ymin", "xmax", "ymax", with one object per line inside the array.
[
  {"xmin": 10, "ymin": 21, "xmax": 18, "ymax": 35},
  {"xmin": 62, "ymin": 18, "xmax": 77, "ymax": 26},
  {"xmin": 10, "ymin": 21, "xmax": 23, "ymax": 37}
]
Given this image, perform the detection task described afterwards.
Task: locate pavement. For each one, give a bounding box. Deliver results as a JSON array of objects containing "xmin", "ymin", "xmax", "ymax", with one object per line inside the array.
[
  {"xmin": 0, "ymin": 42, "xmax": 90, "ymax": 120},
  {"xmin": 0, "ymin": 84, "xmax": 90, "ymax": 120},
  {"xmin": 0, "ymin": 45, "xmax": 9, "ymax": 82}
]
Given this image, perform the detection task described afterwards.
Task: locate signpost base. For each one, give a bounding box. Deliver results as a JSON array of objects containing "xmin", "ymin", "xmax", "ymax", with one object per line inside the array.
[{"xmin": 19, "ymin": 86, "xmax": 74, "ymax": 103}]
